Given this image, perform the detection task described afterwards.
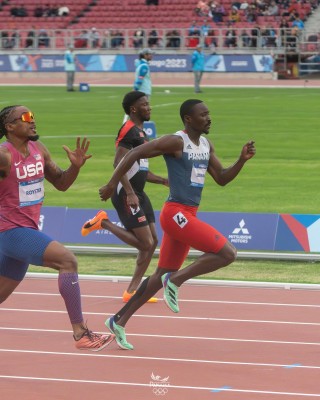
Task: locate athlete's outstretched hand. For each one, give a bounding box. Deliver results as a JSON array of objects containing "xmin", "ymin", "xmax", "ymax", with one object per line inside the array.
[
  {"xmin": 99, "ymin": 182, "xmax": 115, "ymax": 202},
  {"xmin": 240, "ymin": 141, "xmax": 256, "ymax": 161},
  {"xmin": 63, "ymin": 137, "xmax": 92, "ymax": 168}
]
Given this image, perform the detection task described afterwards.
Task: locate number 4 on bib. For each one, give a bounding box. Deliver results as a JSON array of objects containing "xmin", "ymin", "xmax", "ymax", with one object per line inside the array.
[{"xmin": 173, "ymin": 212, "xmax": 188, "ymax": 228}]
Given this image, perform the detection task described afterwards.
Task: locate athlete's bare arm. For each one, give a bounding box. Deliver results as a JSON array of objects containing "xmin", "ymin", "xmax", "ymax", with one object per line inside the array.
[
  {"xmin": 207, "ymin": 140, "xmax": 256, "ymax": 186},
  {"xmin": 40, "ymin": 137, "xmax": 91, "ymax": 191},
  {"xmin": 146, "ymin": 171, "xmax": 168, "ymax": 186},
  {"xmin": 99, "ymin": 134, "xmax": 182, "ymax": 201},
  {"xmin": 0, "ymin": 147, "xmax": 10, "ymax": 181},
  {"xmin": 114, "ymin": 145, "xmax": 140, "ymax": 209}
]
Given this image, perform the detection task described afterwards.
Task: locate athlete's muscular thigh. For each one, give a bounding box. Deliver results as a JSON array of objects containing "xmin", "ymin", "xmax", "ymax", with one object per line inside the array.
[{"xmin": 43, "ymin": 241, "xmax": 77, "ymax": 272}]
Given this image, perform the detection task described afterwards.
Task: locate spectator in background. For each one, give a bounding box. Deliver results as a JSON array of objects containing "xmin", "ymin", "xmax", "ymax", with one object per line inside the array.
[
  {"xmin": 286, "ymin": 26, "xmax": 299, "ymax": 52},
  {"xmin": 10, "ymin": 5, "xmax": 28, "ymax": 17},
  {"xmin": 191, "ymin": 45, "xmax": 205, "ymax": 93},
  {"xmin": 240, "ymin": 1, "xmax": 249, "ymax": 10},
  {"xmin": 245, "ymin": 3, "xmax": 257, "ymax": 22},
  {"xmin": 264, "ymin": 26, "xmax": 277, "ymax": 47},
  {"xmin": 256, "ymin": 0, "xmax": 268, "ymax": 14},
  {"xmin": 195, "ymin": 0, "xmax": 209, "ymax": 17},
  {"xmin": 188, "ymin": 21, "xmax": 201, "ymax": 37},
  {"xmin": 75, "ymin": 30, "xmax": 89, "ymax": 48},
  {"xmin": 25, "ymin": 27, "xmax": 36, "ymax": 48},
  {"xmin": 0, "ymin": 31, "xmax": 10, "ymax": 49},
  {"xmin": 58, "ymin": 4, "xmax": 70, "ymax": 16},
  {"xmin": 279, "ymin": 17, "xmax": 289, "ymax": 46},
  {"xmin": 210, "ymin": 1, "xmax": 225, "ymax": 23},
  {"xmin": 10, "ymin": 30, "xmax": 20, "ymax": 48},
  {"xmin": 206, "ymin": 29, "xmax": 217, "ymax": 52},
  {"xmin": 110, "ymin": 30, "xmax": 124, "ymax": 49},
  {"xmin": 166, "ymin": 30, "xmax": 181, "ymax": 48},
  {"xmin": 251, "ymin": 25, "xmax": 260, "ymax": 48},
  {"xmin": 228, "ymin": 7, "xmax": 241, "ymax": 23},
  {"xmin": 278, "ymin": 0, "xmax": 290, "ymax": 9},
  {"xmin": 201, "ymin": 19, "xmax": 211, "ymax": 39},
  {"xmin": 225, "ymin": 28, "xmax": 237, "ymax": 47},
  {"xmin": 266, "ymin": 1, "xmax": 279, "ymax": 16},
  {"xmin": 146, "ymin": 0, "xmax": 158, "ymax": 4},
  {"xmin": 148, "ymin": 27, "xmax": 159, "ymax": 48},
  {"xmin": 101, "ymin": 30, "xmax": 110, "ymax": 49},
  {"xmin": 34, "ymin": 6, "xmax": 44, "ymax": 17},
  {"xmin": 38, "ymin": 29, "xmax": 50, "ymax": 47},
  {"xmin": 133, "ymin": 27, "xmax": 145, "ymax": 49},
  {"xmin": 64, "ymin": 44, "xmax": 76, "ymax": 92},
  {"xmin": 287, "ymin": 0, "xmax": 301, "ymax": 15},
  {"xmin": 240, "ymin": 29, "xmax": 251, "ymax": 47},
  {"xmin": 292, "ymin": 13, "xmax": 305, "ymax": 30},
  {"xmin": 43, "ymin": 4, "xmax": 57, "ymax": 17},
  {"xmin": 89, "ymin": 27, "xmax": 100, "ymax": 48}
]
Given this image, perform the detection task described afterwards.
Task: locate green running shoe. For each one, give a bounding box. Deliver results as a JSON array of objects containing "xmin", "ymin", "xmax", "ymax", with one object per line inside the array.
[
  {"xmin": 161, "ymin": 272, "xmax": 179, "ymax": 313},
  {"xmin": 105, "ymin": 317, "xmax": 134, "ymax": 350}
]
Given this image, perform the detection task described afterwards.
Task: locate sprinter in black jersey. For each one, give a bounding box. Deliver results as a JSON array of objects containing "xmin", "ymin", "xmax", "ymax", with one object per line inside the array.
[{"xmin": 82, "ymin": 91, "xmax": 167, "ymax": 303}]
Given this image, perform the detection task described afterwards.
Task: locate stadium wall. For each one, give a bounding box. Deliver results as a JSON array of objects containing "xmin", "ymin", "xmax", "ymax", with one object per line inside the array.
[
  {"xmin": 0, "ymin": 53, "xmax": 274, "ymax": 73},
  {"xmin": 40, "ymin": 206, "xmax": 320, "ymax": 255}
]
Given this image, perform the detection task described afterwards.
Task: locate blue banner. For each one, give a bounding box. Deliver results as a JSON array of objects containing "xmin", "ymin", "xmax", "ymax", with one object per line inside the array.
[
  {"xmin": 38, "ymin": 206, "xmax": 66, "ymax": 239},
  {"xmin": 39, "ymin": 207, "xmax": 320, "ymax": 253},
  {"xmin": 198, "ymin": 212, "xmax": 278, "ymax": 250},
  {"xmin": 0, "ymin": 54, "xmax": 274, "ymax": 72}
]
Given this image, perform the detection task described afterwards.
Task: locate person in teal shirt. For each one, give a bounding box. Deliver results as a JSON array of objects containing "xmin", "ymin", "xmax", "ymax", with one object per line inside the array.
[
  {"xmin": 191, "ymin": 45, "xmax": 205, "ymax": 93},
  {"xmin": 134, "ymin": 48, "xmax": 154, "ymax": 97},
  {"xmin": 64, "ymin": 45, "xmax": 76, "ymax": 92}
]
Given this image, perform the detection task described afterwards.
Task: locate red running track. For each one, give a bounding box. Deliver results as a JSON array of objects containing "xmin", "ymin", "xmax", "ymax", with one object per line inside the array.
[{"xmin": 1, "ymin": 277, "xmax": 320, "ymax": 400}]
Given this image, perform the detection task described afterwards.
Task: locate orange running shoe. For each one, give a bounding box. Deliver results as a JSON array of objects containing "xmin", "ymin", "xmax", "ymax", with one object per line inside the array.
[
  {"xmin": 81, "ymin": 210, "xmax": 108, "ymax": 236},
  {"xmin": 74, "ymin": 329, "xmax": 115, "ymax": 351},
  {"xmin": 122, "ymin": 290, "xmax": 158, "ymax": 303}
]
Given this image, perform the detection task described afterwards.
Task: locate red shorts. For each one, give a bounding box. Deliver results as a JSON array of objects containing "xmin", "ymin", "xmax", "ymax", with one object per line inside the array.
[{"xmin": 158, "ymin": 202, "xmax": 227, "ymax": 270}]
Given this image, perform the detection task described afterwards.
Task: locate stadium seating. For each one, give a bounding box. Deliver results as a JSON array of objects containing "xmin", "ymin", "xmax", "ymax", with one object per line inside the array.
[
  {"xmin": 0, "ymin": 0, "xmax": 317, "ymax": 50},
  {"xmin": 0, "ymin": 0, "xmax": 312, "ymax": 30}
]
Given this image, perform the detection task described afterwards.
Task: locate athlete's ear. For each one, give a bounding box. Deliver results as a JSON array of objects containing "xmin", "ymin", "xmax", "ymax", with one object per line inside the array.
[
  {"xmin": 130, "ymin": 105, "xmax": 136, "ymax": 113},
  {"xmin": 4, "ymin": 122, "xmax": 14, "ymax": 134},
  {"xmin": 184, "ymin": 115, "xmax": 192, "ymax": 124}
]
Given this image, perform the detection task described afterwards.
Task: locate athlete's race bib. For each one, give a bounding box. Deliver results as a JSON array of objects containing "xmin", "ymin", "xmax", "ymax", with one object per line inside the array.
[
  {"xmin": 190, "ymin": 162, "xmax": 206, "ymax": 187},
  {"xmin": 19, "ymin": 178, "xmax": 44, "ymax": 207},
  {"xmin": 139, "ymin": 158, "xmax": 149, "ymax": 171}
]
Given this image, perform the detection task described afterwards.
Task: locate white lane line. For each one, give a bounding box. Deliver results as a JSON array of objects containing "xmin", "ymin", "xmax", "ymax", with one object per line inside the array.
[
  {"xmin": 0, "ymin": 375, "xmax": 319, "ymax": 397},
  {"xmin": 13, "ymin": 291, "xmax": 320, "ymax": 308},
  {"xmin": 1, "ymin": 326, "xmax": 320, "ymax": 347},
  {"xmin": 0, "ymin": 348, "xmax": 319, "ymax": 370},
  {"xmin": 1, "ymin": 307, "xmax": 320, "ymax": 327}
]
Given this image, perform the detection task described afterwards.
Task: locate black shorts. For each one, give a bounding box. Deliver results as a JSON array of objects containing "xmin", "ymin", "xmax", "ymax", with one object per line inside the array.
[{"xmin": 111, "ymin": 189, "xmax": 155, "ymax": 230}]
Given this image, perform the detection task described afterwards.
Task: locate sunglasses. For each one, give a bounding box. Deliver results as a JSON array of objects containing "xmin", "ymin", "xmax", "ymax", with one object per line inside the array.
[{"xmin": 7, "ymin": 111, "xmax": 35, "ymax": 124}]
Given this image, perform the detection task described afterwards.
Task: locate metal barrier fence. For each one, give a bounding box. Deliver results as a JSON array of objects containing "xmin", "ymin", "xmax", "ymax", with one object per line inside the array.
[
  {"xmin": 65, "ymin": 245, "xmax": 320, "ymax": 261},
  {"xmin": 0, "ymin": 27, "xmax": 319, "ymax": 53}
]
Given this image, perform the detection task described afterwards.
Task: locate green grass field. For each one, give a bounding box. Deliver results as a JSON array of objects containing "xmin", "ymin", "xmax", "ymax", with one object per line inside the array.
[
  {"xmin": 2, "ymin": 85, "xmax": 320, "ymax": 282},
  {"xmin": 2, "ymin": 85, "xmax": 319, "ymax": 213}
]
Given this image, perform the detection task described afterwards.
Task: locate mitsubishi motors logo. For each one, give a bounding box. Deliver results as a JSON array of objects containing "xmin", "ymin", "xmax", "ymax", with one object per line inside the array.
[
  {"xmin": 229, "ymin": 219, "xmax": 252, "ymax": 244},
  {"xmin": 232, "ymin": 219, "xmax": 249, "ymax": 234}
]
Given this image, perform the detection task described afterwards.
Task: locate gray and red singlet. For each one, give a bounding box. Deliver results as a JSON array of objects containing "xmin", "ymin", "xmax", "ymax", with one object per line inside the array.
[{"xmin": 164, "ymin": 130, "xmax": 210, "ymax": 206}]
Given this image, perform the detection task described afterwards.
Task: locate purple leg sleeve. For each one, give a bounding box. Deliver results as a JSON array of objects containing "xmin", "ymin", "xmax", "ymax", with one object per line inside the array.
[{"xmin": 58, "ymin": 272, "xmax": 83, "ymax": 324}]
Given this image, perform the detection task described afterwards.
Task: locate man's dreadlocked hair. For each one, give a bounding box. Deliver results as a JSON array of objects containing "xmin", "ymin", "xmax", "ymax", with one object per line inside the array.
[{"xmin": 0, "ymin": 105, "xmax": 21, "ymax": 139}]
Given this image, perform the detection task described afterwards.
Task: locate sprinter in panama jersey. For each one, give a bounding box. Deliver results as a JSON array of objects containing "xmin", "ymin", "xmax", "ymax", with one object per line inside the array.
[{"xmin": 97, "ymin": 99, "xmax": 256, "ymax": 350}]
